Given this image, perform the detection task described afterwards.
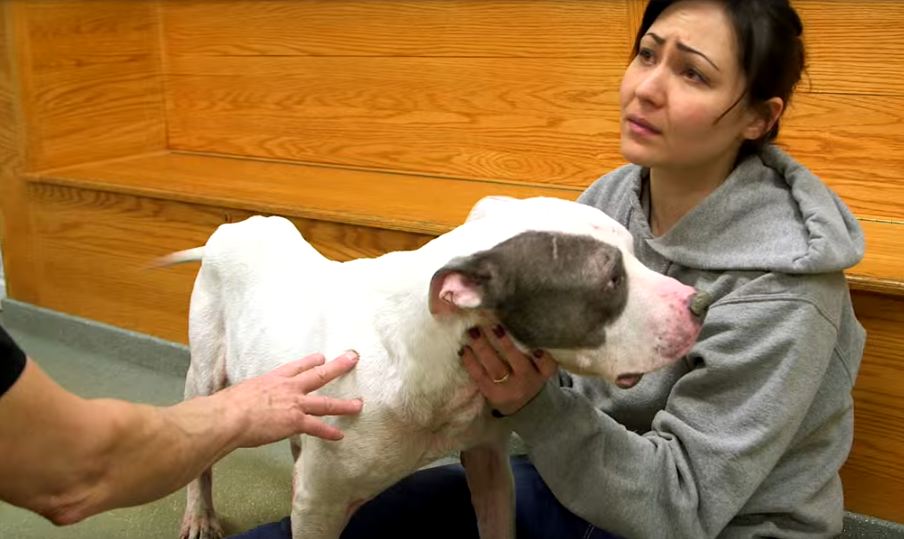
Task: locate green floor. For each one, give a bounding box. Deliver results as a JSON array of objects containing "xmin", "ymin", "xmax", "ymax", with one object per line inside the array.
[{"xmin": 0, "ymin": 313, "xmax": 295, "ymax": 538}]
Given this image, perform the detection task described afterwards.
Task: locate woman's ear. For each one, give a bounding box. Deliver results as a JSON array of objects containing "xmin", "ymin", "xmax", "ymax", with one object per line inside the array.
[{"xmin": 743, "ymin": 97, "xmax": 784, "ymax": 141}]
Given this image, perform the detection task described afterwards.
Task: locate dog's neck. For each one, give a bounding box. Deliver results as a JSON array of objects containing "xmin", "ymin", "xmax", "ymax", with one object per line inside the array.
[{"xmin": 344, "ymin": 245, "xmax": 486, "ymax": 395}]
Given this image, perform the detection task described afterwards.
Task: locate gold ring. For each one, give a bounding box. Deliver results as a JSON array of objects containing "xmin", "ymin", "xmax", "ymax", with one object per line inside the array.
[{"xmin": 492, "ymin": 372, "xmax": 510, "ymax": 384}]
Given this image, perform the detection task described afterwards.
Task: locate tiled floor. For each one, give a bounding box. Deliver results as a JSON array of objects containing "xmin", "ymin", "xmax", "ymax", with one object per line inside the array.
[{"xmin": 0, "ymin": 314, "xmax": 296, "ymax": 538}]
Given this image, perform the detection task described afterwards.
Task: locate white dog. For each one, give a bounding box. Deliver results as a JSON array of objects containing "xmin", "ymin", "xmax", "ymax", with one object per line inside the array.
[{"xmin": 164, "ymin": 196, "xmax": 707, "ymax": 539}]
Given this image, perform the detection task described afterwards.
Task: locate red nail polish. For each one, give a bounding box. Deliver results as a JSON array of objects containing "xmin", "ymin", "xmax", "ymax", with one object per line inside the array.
[
  {"xmin": 468, "ymin": 327, "xmax": 481, "ymax": 339},
  {"xmin": 493, "ymin": 325, "xmax": 505, "ymax": 338}
]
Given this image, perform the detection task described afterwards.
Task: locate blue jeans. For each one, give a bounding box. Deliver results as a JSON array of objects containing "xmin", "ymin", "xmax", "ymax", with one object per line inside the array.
[{"xmin": 229, "ymin": 455, "xmax": 617, "ymax": 539}]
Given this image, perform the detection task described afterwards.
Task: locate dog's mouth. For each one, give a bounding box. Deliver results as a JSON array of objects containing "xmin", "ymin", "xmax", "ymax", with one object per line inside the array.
[{"xmin": 615, "ymin": 373, "xmax": 643, "ymax": 389}]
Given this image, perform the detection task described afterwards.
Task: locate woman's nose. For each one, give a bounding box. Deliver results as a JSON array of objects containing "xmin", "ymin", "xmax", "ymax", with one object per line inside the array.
[{"xmin": 634, "ymin": 66, "xmax": 667, "ymax": 107}]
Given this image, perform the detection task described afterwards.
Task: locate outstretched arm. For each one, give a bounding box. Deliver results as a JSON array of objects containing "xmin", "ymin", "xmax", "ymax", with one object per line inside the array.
[{"xmin": 0, "ymin": 351, "xmax": 361, "ymax": 525}]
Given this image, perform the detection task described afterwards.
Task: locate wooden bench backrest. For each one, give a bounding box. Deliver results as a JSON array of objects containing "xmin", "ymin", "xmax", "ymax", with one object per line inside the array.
[
  {"xmin": 16, "ymin": 1, "xmax": 904, "ymax": 219},
  {"xmin": 154, "ymin": 0, "xmax": 904, "ymax": 219}
]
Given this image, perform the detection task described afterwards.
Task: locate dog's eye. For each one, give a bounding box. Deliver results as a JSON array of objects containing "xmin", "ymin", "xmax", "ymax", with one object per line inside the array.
[{"xmin": 606, "ymin": 274, "xmax": 622, "ymax": 291}]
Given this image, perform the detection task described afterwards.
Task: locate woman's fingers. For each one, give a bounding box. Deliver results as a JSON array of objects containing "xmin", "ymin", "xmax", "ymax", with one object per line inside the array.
[
  {"xmin": 460, "ymin": 346, "xmax": 497, "ymax": 395},
  {"xmin": 470, "ymin": 324, "xmax": 555, "ymax": 380},
  {"xmin": 460, "ymin": 325, "xmax": 558, "ymax": 416},
  {"xmin": 485, "ymin": 325, "xmax": 537, "ymax": 376},
  {"xmin": 533, "ymin": 349, "xmax": 558, "ymax": 379},
  {"xmin": 465, "ymin": 327, "xmax": 512, "ymax": 382}
]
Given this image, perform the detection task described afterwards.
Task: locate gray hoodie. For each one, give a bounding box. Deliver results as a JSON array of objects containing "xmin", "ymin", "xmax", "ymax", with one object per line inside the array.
[{"xmin": 506, "ymin": 145, "xmax": 866, "ymax": 538}]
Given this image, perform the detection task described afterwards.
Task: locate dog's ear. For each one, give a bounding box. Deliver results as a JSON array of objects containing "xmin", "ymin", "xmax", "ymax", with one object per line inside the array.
[{"xmin": 428, "ymin": 255, "xmax": 498, "ymax": 316}]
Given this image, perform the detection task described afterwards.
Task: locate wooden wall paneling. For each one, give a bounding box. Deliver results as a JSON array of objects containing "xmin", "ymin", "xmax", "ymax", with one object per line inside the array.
[
  {"xmin": 164, "ymin": 55, "xmax": 623, "ymax": 186},
  {"xmin": 0, "ymin": 1, "xmax": 40, "ymax": 303},
  {"xmin": 625, "ymin": 0, "xmax": 647, "ymax": 47},
  {"xmin": 27, "ymin": 183, "xmax": 434, "ymax": 343},
  {"xmin": 26, "ymin": 152, "xmax": 583, "ymax": 235},
  {"xmin": 796, "ymin": 0, "xmax": 904, "ymax": 96},
  {"xmin": 162, "ymin": 0, "xmax": 631, "ymax": 58},
  {"xmin": 219, "ymin": 208, "xmax": 435, "ymax": 263},
  {"xmin": 16, "ymin": 0, "xmax": 166, "ymax": 171},
  {"xmin": 28, "ymin": 184, "xmax": 222, "ymax": 342},
  {"xmin": 289, "ymin": 217, "xmax": 433, "ymax": 263},
  {"xmin": 161, "ymin": 0, "xmax": 635, "ymax": 185},
  {"xmin": 846, "ymin": 220, "xmax": 904, "ymax": 296},
  {"xmin": 780, "ymin": 93, "xmax": 904, "ymax": 220},
  {"xmin": 786, "ymin": 1, "xmax": 904, "ymax": 222},
  {"xmin": 841, "ymin": 291, "xmax": 904, "ymax": 522}
]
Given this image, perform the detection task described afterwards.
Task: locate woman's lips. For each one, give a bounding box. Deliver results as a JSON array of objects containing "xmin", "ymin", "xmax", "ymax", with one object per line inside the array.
[{"xmin": 626, "ymin": 116, "xmax": 662, "ymax": 137}]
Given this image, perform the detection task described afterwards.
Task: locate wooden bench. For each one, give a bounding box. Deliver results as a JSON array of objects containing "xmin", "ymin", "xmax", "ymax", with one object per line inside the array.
[{"xmin": 2, "ymin": 0, "xmax": 903, "ymax": 525}]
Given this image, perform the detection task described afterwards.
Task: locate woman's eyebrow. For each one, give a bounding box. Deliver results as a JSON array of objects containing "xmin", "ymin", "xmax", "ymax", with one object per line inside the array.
[{"xmin": 646, "ymin": 32, "xmax": 721, "ymax": 72}]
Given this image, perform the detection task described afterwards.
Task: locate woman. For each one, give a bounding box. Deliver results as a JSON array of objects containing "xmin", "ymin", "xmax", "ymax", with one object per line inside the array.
[{"xmin": 240, "ymin": 0, "xmax": 866, "ymax": 537}]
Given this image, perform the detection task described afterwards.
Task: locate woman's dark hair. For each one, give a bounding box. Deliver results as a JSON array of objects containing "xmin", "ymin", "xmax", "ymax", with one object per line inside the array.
[{"xmin": 631, "ymin": 0, "xmax": 806, "ymax": 158}]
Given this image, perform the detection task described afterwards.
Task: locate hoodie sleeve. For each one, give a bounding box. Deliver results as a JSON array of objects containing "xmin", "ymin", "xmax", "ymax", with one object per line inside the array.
[{"xmin": 505, "ymin": 294, "xmax": 840, "ymax": 538}]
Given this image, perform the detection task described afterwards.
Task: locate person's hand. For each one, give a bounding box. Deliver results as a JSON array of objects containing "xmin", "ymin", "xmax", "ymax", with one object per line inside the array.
[
  {"xmin": 218, "ymin": 351, "xmax": 363, "ymax": 447},
  {"xmin": 460, "ymin": 325, "xmax": 557, "ymax": 416}
]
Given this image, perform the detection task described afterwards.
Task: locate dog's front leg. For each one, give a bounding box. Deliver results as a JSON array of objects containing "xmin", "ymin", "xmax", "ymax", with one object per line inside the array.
[{"xmin": 461, "ymin": 438, "xmax": 515, "ymax": 539}]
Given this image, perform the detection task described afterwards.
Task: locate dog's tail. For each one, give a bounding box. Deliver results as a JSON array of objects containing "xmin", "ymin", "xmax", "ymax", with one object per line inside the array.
[{"xmin": 151, "ymin": 247, "xmax": 206, "ymax": 268}]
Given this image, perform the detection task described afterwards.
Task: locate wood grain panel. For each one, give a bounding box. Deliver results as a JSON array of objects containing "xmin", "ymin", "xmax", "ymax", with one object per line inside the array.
[
  {"xmin": 165, "ymin": 55, "xmax": 622, "ymax": 185},
  {"xmin": 27, "ymin": 152, "xmax": 581, "ymax": 235},
  {"xmin": 625, "ymin": 0, "xmax": 647, "ymax": 49},
  {"xmin": 796, "ymin": 0, "xmax": 904, "ymax": 96},
  {"xmin": 162, "ymin": 0, "xmax": 632, "ymax": 59},
  {"xmin": 779, "ymin": 92, "xmax": 904, "ymax": 220},
  {"xmin": 26, "ymin": 151, "xmax": 902, "ymax": 297},
  {"xmin": 27, "ymin": 183, "xmax": 434, "ymax": 343},
  {"xmin": 847, "ymin": 220, "xmax": 904, "ymax": 297},
  {"xmin": 219, "ymin": 206, "xmax": 434, "ymax": 262},
  {"xmin": 161, "ymin": 0, "xmax": 904, "ymax": 95},
  {"xmin": 841, "ymin": 291, "xmax": 904, "ymax": 522},
  {"xmin": 0, "ymin": 1, "xmax": 39, "ymax": 302},
  {"xmin": 16, "ymin": 0, "xmax": 165, "ymax": 170}
]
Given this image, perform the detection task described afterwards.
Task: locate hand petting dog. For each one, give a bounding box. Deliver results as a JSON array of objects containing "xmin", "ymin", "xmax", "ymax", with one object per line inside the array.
[{"xmin": 460, "ymin": 325, "xmax": 557, "ymax": 417}]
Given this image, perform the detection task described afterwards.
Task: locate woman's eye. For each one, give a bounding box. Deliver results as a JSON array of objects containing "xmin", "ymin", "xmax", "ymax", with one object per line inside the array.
[
  {"xmin": 684, "ymin": 67, "xmax": 708, "ymax": 84},
  {"xmin": 637, "ymin": 48, "xmax": 655, "ymax": 64}
]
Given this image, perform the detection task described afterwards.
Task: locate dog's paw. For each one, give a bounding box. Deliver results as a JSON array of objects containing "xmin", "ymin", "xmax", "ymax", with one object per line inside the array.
[{"xmin": 179, "ymin": 510, "xmax": 224, "ymax": 539}]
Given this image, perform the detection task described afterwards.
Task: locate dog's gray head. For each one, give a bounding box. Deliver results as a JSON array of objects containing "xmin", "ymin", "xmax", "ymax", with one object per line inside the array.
[
  {"xmin": 429, "ymin": 231, "xmax": 628, "ymax": 349},
  {"xmin": 428, "ymin": 196, "xmax": 707, "ymax": 387}
]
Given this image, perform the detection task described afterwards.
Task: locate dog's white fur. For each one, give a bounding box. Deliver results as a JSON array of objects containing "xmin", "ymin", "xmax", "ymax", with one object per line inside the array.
[{"xmin": 169, "ymin": 196, "xmax": 702, "ymax": 539}]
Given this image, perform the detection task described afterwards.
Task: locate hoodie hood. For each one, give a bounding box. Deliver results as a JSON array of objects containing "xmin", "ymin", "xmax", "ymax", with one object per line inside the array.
[{"xmin": 625, "ymin": 145, "xmax": 865, "ymax": 274}]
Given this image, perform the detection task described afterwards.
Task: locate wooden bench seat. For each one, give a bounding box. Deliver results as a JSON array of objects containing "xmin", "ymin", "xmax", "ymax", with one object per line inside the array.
[
  {"xmin": 851, "ymin": 220, "xmax": 904, "ymax": 296},
  {"xmin": 25, "ymin": 151, "xmax": 581, "ymax": 236},
  {"xmin": 26, "ymin": 150, "xmax": 904, "ymax": 298}
]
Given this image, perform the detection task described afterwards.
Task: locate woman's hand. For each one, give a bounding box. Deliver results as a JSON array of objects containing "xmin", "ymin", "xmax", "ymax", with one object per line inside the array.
[
  {"xmin": 460, "ymin": 325, "xmax": 557, "ymax": 416},
  {"xmin": 218, "ymin": 350, "xmax": 364, "ymax": 447}
]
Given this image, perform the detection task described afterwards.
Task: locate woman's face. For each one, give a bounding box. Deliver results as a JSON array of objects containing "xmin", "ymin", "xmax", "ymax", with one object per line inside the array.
[{"xmin": 619, "ymin": 0, "xmax": 765, "ymax": 170}]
